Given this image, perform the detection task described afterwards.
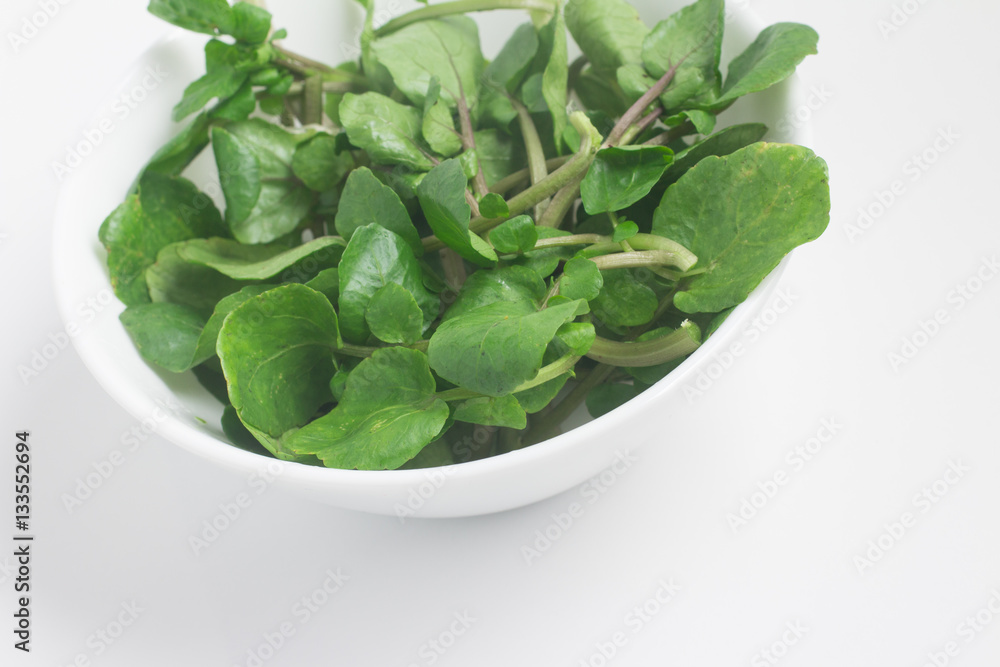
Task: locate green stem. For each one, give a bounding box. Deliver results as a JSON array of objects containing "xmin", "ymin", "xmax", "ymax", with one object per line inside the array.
[
  {"xmin": 590, "ymin": 250, "xmax": 688, "ymax": 271},
  {"xmin": 628, "ymin": 234, "xmax": 698, "ymax": 271},
  {"xmin": 519, "ymin": 363, "xmax": 616, "ymax": 447},
  {"xmin": 513, "ymin": 99, "xmax": 550, "ymax": 219},
  {"xmin": 536, "ymin": 173, "xmax": 584, "ymax": 228},
  {"xmin": 489, "ymin": 157, "xmax": 571, "ymax": 195},
  {"xmin": 302, "ymin": 75, "xmax": 323, "ymax": 126},
  {"xmin": 338, "ymin": 343, "xmax": 379, "ymax": 358},
  {"xmin": 531, "ymin": 233, "xmax": 609, "ymax": 249},
  {"xmin": 585, "ymin": 321, "xmax": 701, "ymax": 367},
  {"xmin": 436, "ymin": 354, "xmax": 580, "ymax": 402},
  {"xmin": 375, "ymin": 0, "xmax": 558, "ymax": 36}
]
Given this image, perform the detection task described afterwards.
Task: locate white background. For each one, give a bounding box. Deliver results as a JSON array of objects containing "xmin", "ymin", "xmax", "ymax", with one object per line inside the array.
[{"xmin": 3, "ymin": 0, "xmax": 1000, "ymax": 666}]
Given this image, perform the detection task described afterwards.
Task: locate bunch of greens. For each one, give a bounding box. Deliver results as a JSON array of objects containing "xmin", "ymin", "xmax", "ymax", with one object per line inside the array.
[{"xmin": 99, "ymin": 0, "xmax": 830, "ymax": 469}]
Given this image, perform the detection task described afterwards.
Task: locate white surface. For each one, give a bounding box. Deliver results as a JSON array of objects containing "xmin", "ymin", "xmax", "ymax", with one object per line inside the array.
[{"xmin": 2, "ymin": 0, "xmax": 999, "ymax": 665}]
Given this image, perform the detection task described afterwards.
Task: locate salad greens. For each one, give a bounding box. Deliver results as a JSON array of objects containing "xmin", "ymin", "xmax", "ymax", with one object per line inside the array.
[{"xmin": 100, "ymin": 0, "xmax": 830, "ymax": 469}]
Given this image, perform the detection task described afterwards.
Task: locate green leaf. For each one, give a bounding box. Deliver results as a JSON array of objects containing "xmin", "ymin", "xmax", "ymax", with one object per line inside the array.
[
  {"xmin": 444, "ymin": 265, "xmax": 546, "ymax": 322},
  {"xmin": 211, "ymin": 126, "xmax": 260, "ymax": 223},
  {"xmin": 662, "ymin": 122, "xmax": 768, "ymax": 186},
  {"xmin": 555, "ymin": 321, "xmax": 596, "ymax": 355},
  {"xmin": 145, "ymin": 243, "xmax": 251, "ymax": 319},
  {"xmin": 714, "ymin": 23, "xmax": 819, "ymax": 107},
  {"xmin": 195, "ymin": 285, "xmax": 276, "ymax": 365},
  {"xmin": 666, "ymin": 109, "xmax": 716, "ymax": 135},
  {"xmin": 169, "ymin": 236, "xmax": 345, "ymax": 281},
  {"xmin": 120, "ymin": 302, "xmax": 206, "ymax": 373},
  {"xmin": 422, "ymin": 100, "xmax": 463, "ymax": 157},
  {"xmin": 140, "ymin": 112, "xmax": 212, "ymax": 179},
  {"xmin": 147, "ymin": 0, "xmax": 233, "ymax": 35},
  {"xmin": 222, "ymin": 404, "xmax": 274, "ymax": 457},
  {"xmin": 474, "ymin": 129, "xmax": 523, "ymax": 187},
  {"xmin": 281, "ymin": 347, "xmax": 450, "ymax": 470},
  {"xmin": 365, "ymin": 283, "xmax": 424, "ymax": 345},
  {"xmin": 98, "ymin": 172, "xmax": 227, "ymax": 306},
  {"xmin": 488, "ymin": 215, "xmax": 536, "ymax": 254},
  {"xmin": 591, "ymin": 269, "xmax": 658, "ymax": 327},
  {"xmin": 217, "ymin": 284, "xmax": 339, "ymax": 451},
  {"xmin": 428, "ymin": 299, "xmax": 584, "ymax": 397},
  {"xmin": 338, "ymin": 224, "xmax": 438, "ymax": 344},
  {"xmin": 228, "ymin": 2, "xmax": 272, "ymax": 44},
  {"xmin": 565, "ymin": 0, "xmax": 647, "ymax": 76},
  {"xmin": 291, "ymin": 134, "xmax": 354, "ymax": 192},
  {"xmin": 453, "ymin": 395, "xmax": 527, "ymax": 429},
  {"xmin": 514, "ymin": 373, "xmax": 572, "ymax": 413},
  {"xmin": 612, "ymin": 220, "xmax": 639, "ymax": 243},
  {"xmin": 580, "ymin": 146, "xmax": 674, "ymax": 214},
  {"xmin": 514, "ymin": 227, "xmax": 575, "ymax": 278},
  {"xmin": 334, "ymin": 167, "xmax": 422, "ymax": 256},
  {"xmin": 484, "ymin": 23, "xmax": 538, "ymax": 93},
  {"xmin": 373, "ymin": 17, "xmax": 485, "ymax": 109},
  {"xmin": 340, "ymin": 92, "xmax": 434, "ymax": 171},
  {"xmin": 209, "ymin": 81, "xmax": 257, "ymax": 122},
  {"xmin": 560, "ymin": 257, "xmax": 603, "ymax": 301},
  {"xmin": 173, "ymin": 68, "xmax": 248, "ymax": 121},
  {"xmin": 479, "ymin": 193, "xmax": 510, "ymax": 220},
  {"xmin": 586, "ymin": 382, "xmax": 641, "ymax": 418},
  {"xmin": 652, "ymin": 142, "xmax": 830, "ymax": 313},
  {"xmin": 641, "ymin": 0, "xmax": 724, "ymax": 111},
  {"xmin": 535, "ymin": 10, "xmax": 569, "ymax": 150},
  {"xmin": 417, "ymin": 159, "xmax": 497, "ymax": 267},
  {"xmin": 306, "ymin": 268, "xmax": 339, "ymax": 305}
]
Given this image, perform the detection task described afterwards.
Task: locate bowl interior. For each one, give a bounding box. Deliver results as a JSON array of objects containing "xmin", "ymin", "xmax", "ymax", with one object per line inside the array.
[{"xmin": 53, "ymin": 0, "xmax": 809, "ymax": 517}]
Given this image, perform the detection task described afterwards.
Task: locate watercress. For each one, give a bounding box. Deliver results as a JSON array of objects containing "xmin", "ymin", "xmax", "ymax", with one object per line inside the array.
[{"xmin": 101, "ymin": 0, "xmax": 830, "ymax": 469}]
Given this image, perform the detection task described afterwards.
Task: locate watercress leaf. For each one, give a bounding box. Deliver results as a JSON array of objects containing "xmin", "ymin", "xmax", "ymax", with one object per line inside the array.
[
  {"xmin": 171, "ymin": 236, "xmax": 345, "ymax": 281},
  {"xmin": 479, "ymin": 193, "xmax": 510, "ymax": 220},
  {"xmin": 586, "ymin": 382, "xmax": 641, "ymax": 418},
  {"xmin": 662, "ymin": 122, "xmax": 768, "ymax": 186},
  {"xmin": 340, "ymin": 92, "xmax": 434, "ymax": 171},
  {"xmin": 580, "ymin": 145, "xmax": 674, "ymax": 214},
  {"xmin": 119, "ymin": 302, "xmax": 206, "ymax": 373},
  {"xmin": 225, "ymin": 118, "xmax": 311, "ymax": 175},
  {"xmin": 334, "ymin": 167, "xmax": 422, "ymax": 256},
  {"xmin": 173, "ymin": 68, "xmax": 248, "ymax": 121},
  {"xmin": 338, "ymin": 224, "xmax": 438, "ymax": 344},
  {"xmin": 488, "ymin": 215, "xmax": 536, "ymax": 254},
  {"xmin": 714, "ymin": 23, "xmax": 819, "ymax": 107},
  {"xmin": 372, "ymin": 17, "xmax": 485, "ymax": 109},
  {"xmin": 453, "ymin": 395, "xmax": 527, "ymax": 429},
  {"xmin": 365, "ymin": 283, "xmax": 424, "ymax": 345},
  {"xmin": 222, "ymin": 404, "xmax": 275, "ymax": 457},
  {"xmin": 209, "ymin": 81, "xmax": 257, "ymax": 122},
  {"xmin": 306, "ymin": 268, "xmax": 339, "ymax": 305},
  {"xmin": 514, "ymin": 227, "xmax": 574, "ymax": 278},
  {"xmin": 98, "ymin": 172, "xmax": 227, "ymax": 306},
  {"xmin": 484, "ymin": 23, "xmax": 539, "ymax": 93},
  {"xmin": 417, "ymin": 159, "xmax": 497, "ymax": 267},
  {"xmin": 473, "ymin": 129, "xmax": 523, "ymax": 187},
  {"xmin": 194, "ymin": 285, "xmax": 276, "ymax": 366},
  {"xmin": 145, "ymin": 243, "xmax": 251, "ymax": 318},
  {"xmin": 652, "ymin": 142, "xmax": 830, "ymax": 313},
  {"xmin": 565, "ymin": 0, "xmax": 647, "ymax": 76},
  {"xmin": 291, "ymin": 134, "xmax": 354, "ymax": 192},
  {"xmin": 428, "ymin": 299, "xmax": 584, "ymax": 397},
  {"xmin": 555, "ymin": 321, "xmax": 596, "ymax": 355},
  {"xmin": 612, "ymin": 220, "xmax": 639, "ymax": 243},
  {"xmin": 514, "ymin": 373, "xmax": 572, "ymax": 413},
  {"xmin": 444, "ymin": 265, "xmax": 546, "ymax": 321},
  {"xmin": 211, "ymin": 126, "xmax": 260, "ymax": 224},
  {"xmin": 281, "ymin": 347, "xmax": 450, "ymax": 470},
  {"xmin": 591, "ymin": 268, "xmax": 658, "ymax": 327},
  {"xmin": 641, "ymin": 0, "xmax": 724, "ymax": 111},
  {"xmin": 422, "ymin": 100, "xmax": 463, "ymax": 157},
  {"xmin": 665, "ymin": 109, "xmax": 716, "ymax": 135},
  {"xmin": 615, "ymin": 62, "xmax": 656, "ymax": 106},
  {"xmin": 217, "ymin": 283, "xmax": 340, "ymax": 448},
  {"xmin": 141, "ymin": 112, "xmax": 212, "ymax": 179},
  {"xmin": 227, "ymin": 2, "xmax": 272, "ymax": 44},
  {"xmin": 575, "ymin": 66, "xmax": 630, "ymax": 116},
  {"xmin": 560, "ymin": 256, "xmax": 603, "ymax": 301},
  {"xmin": 148, "ymin": 0, "xmax": 233, "ymax": 36},
  {"xmin": 535, "ymin": 10, "xmax": 569, "ymax": 150}
]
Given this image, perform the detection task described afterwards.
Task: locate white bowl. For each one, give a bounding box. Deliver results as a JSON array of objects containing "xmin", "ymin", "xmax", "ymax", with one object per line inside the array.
[{"xmin": 53, "ymin": 0, "xmax": 809, "ymax": 517}]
